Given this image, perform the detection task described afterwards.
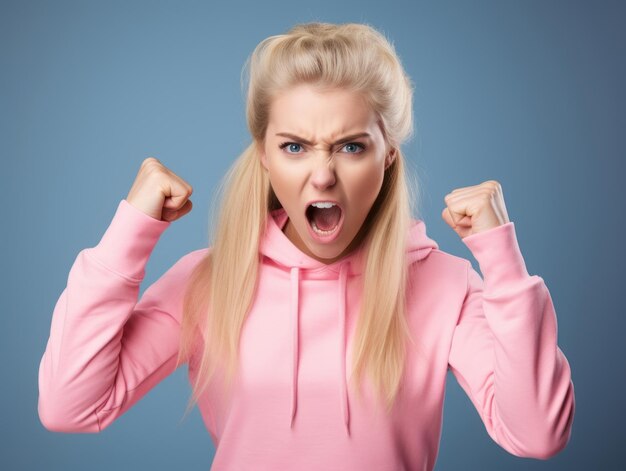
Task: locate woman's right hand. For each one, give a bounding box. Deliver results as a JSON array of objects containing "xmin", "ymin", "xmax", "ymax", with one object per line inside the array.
[{"xmin": 126, "ymin": 157, "xmax": 194, "ymax": 222}]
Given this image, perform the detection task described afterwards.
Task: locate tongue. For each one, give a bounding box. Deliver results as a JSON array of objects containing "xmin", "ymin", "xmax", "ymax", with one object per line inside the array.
[{"xmin": 311, "ymin": 206, "xmax": 341, "ymax": 231}]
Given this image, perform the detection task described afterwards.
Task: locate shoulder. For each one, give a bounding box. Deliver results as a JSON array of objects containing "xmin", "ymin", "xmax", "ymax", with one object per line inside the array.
[
  {"xmin": 158, "ymin": 247, "xmax": 211, "ymax": 283},
  {"xmin": 175, "ymin": 247, "xmax": 211, "ymax": 273},
  {"xmin": 409, "ymin": 247, "xmax": 472, "ymax": 290},
  {"xmin": 413, "ymin": 247, "xmax": 470, "ymax": 273},
  {"xmin": 180, "ymin": 247, "xmax": 211, "ymax": 262}
]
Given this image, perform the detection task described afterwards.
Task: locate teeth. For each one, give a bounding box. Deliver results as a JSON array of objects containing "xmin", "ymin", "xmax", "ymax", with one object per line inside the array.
[
  {"xmin": 312, "ymin": 221, "xmax": 339, "ymax": 235},
  {"xmin": 311, "ymin": 202, "xmax": 336, "ymax": 209}
]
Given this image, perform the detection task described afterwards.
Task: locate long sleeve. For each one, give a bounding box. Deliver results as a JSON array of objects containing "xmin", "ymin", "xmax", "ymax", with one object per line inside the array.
[
  {"xmin": 38, "ymin": 199, "xmax": 204, "ymax": 433},
  {"xmin": 447, "ymin": 221, "xmax": 575, "ymax": 459}
]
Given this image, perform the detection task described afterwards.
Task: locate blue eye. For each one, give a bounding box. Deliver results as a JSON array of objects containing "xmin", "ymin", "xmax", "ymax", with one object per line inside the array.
[
  {"xmin": 278, "ymin": 141, "xmax": 367, "ymax": 155},
  {"xmin": 342, "ymin": 143, "xmax": 364, "ymax": 153},
  {"xmin": 280, "ymin": 142, "xmax": 303, "ymax": 153}
]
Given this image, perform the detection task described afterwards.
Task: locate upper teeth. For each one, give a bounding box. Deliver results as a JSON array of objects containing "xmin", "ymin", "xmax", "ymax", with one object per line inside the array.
[{"xmin": 311, "ymin": 202, "xmax": 336, "ymax": 209}]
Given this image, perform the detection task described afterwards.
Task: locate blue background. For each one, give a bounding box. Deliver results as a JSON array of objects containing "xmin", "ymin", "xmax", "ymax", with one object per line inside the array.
[{"xmin": 2, "ymin": 0, "xmax": 623, "ymax": 469}]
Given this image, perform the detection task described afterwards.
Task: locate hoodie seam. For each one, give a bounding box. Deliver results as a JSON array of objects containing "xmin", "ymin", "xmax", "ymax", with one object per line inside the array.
[
  {"xmin": 446, "ymin": 260, "xmax": 472, "ymax": 373},
  {"xmin": 84, "ymin": 249, "xmax": 144, "ymax": 284}
]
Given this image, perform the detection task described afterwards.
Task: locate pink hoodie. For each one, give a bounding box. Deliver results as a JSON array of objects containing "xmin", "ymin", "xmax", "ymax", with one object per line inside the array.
[{"xmin": 38, "ymin": 199, "xmax": 575, "ymax": 470}]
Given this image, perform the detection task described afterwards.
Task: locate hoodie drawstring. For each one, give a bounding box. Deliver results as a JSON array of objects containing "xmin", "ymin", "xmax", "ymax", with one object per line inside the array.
[
  {"xmin": 289, "ymin": 261, "xmax": 351, "ymax": 436},
  {"xmin": 289, "ymin": 266, "xmax": 300, "ymax": 430},
  {"xmin": 338, "ymin": 261, "xmax": 350, "ymax": 435}
]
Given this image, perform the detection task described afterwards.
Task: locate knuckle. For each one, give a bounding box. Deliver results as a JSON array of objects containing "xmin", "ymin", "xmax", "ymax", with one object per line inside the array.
[{"xmin": 488, "ymin": 179, "xmax": 501, "ymax": 191}]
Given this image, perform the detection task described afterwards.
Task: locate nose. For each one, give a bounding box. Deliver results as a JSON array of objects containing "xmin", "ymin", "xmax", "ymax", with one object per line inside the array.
[{"xmin": 310, "ymin": 156, "xmax": 337, "ymax": 190}]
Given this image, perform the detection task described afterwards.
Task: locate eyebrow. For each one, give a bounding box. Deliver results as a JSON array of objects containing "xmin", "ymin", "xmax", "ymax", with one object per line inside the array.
[{"xmin": 274, "ymin": 132, "xmax": 371, "ymax": 146}]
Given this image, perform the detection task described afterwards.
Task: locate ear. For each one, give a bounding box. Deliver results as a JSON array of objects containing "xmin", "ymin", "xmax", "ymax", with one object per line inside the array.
[
  {"xmin": 257, "ymin": 142, "xmax": 269, "ymax": 171},
  {"xmin": 384, "ymin": 148, "xmax": 397, "ymax": 170}
]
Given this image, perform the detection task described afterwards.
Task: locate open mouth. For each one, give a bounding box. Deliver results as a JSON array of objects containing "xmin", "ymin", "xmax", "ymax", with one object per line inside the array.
[{"xmin": 305, "ymin": 203, "xmax": 343, "ymax": 237}]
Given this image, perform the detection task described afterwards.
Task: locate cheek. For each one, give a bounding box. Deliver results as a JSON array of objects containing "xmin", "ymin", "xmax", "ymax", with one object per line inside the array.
[
  {"xmin": 350, "ymin": 165, "xmax": 384, "ymax": 208},
  {"xmin": 267, "ymin": 162, "xmax": 300, "ymax": 204}
]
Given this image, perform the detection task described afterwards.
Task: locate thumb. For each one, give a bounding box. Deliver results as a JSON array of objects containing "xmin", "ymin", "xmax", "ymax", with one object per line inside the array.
[
  {"xmin": 163, "ymin": 180, "xmax": 193, "ymax": 211},
  {"xmin": 441, "ymin": 207, "xmax": 457, "ymax": 228},
  {"xmin": 162, "ymin": 199, "xmax": 193, "ymax": 222},
  {"xmin": 163, "ymin": 194, "xmax": 188, "ymax": 211}
]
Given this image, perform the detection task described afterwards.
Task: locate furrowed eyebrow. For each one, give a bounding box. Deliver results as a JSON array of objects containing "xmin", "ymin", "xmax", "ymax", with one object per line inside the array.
[{"xmin": 275, "ymin": 132, "xmax": 371, "ymax": 146}]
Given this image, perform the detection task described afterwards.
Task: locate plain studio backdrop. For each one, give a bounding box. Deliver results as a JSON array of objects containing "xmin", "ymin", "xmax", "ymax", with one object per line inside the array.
[{"xmin": 2, "ymin": 0, "xmax": 623, "ymax": 469}]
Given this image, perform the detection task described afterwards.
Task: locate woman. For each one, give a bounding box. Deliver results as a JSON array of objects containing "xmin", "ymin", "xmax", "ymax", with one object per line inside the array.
[{"xmin": 38, "ymin": 22, "xmax": 575, "ymax": 470}]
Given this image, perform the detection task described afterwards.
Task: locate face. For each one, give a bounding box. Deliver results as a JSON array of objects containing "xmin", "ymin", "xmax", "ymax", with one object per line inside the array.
[{"xmin": 259, "ymin": 83, "xmax": 395, "ymax": 264}]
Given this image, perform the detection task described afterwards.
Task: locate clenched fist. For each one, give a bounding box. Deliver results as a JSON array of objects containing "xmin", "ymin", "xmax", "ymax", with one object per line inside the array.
[
  {"xmin": 442, "ymin": 180, "xmax": 510, "ymax": 239},
  {"xmin": 126, "ymin": 157, "xmax": 194, "ymax": 222}
]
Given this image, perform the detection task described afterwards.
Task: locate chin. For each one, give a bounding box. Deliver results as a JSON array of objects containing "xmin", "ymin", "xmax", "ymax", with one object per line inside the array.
[{"xmin": 309, "ymin": 244, "xmax": 345, "ymax": 259}]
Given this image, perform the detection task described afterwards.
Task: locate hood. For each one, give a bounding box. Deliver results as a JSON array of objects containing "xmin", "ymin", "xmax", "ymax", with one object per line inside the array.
[{"xmin": 258, "ymin": 207, "xmax": 439, "ymax": 435}]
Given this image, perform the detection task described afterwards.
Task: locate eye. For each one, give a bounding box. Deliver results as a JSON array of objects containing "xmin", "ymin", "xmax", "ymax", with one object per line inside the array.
[
  {"xmin": 279, "ymin": 142, "xmax": 304, "ymax": 154},
  {"xmin": 341, "ymin": 142, "xmax": 366, "ymax": 154},
  {"xmin": 278, "ymin": 141, "xmax": 367, "ymax": 155}
]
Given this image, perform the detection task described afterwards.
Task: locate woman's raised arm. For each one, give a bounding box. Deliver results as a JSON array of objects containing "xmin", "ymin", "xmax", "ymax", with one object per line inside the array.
[{"xmin": 38, "ymin": 198, "xmax": 205, "ymax": 432}]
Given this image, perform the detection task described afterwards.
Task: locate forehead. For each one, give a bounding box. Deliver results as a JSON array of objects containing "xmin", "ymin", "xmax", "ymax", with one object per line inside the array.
[{"xmin": 267, "ymin": 84, "xmax": 377, "ymax": 135}]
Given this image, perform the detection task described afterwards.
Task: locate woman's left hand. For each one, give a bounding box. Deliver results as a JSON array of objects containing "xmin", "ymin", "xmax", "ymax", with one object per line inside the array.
[{"xmin": 441, "ymin": 180, "xmax": 511, "ymax": 239}]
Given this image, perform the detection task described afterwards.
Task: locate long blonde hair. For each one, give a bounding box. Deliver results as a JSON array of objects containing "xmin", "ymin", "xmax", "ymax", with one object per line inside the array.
[{"xmin": 176, "ymin": 21, "xmax": 422, "ymax": 422}]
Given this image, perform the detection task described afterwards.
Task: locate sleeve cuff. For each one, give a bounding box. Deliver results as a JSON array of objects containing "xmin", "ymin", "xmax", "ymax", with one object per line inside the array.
[
  {"xmin": 88, "ymin": 199, "xmax": 171, "ymax": 281},
  {"xmin": 461, "ymin": 221, "xmax": 530, "ymax": 284}
]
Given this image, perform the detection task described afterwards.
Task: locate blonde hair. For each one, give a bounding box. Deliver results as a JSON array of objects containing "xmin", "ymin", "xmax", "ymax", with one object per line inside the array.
[{"xmin": 176, "ymin": 21, "xmax": 423, "ymax": 422}]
